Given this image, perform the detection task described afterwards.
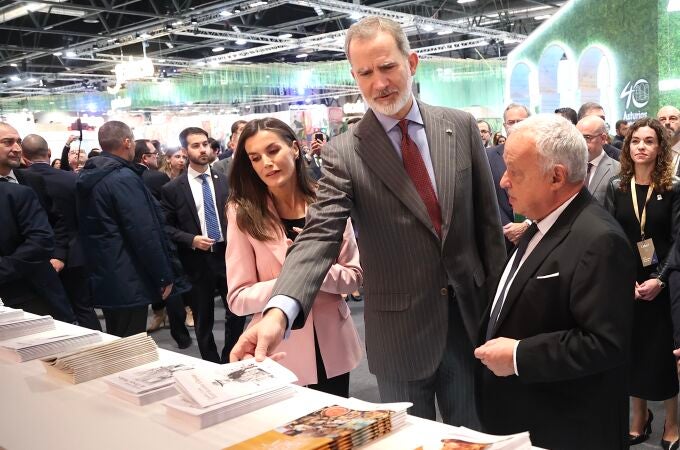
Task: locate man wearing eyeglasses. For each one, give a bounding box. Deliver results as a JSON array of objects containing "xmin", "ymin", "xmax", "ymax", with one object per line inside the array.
[
  {"xmin": 657, "ymin": 106, "xmax": 680, "ymax": 176},
  {"xmin": 577, "ymin": 102, "xmax": 621, "ymax": 161},
  {"xmin": 477, "ymin": 120, "xmax": 492, "ymax": 148},
  {"xmin": 134, "ymin": 139, "xmax": 170, "ymax": 201},
  {"xmin": 576, "ymin": 116, "xmax": 620, "ymax": 205}
]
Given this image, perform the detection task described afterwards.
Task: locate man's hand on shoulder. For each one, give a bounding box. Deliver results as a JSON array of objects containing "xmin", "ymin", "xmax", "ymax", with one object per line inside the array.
[
  {"xmin": 503, "ymin": 222, "xmax": 528, "ymax": 245},
  {"xmin": 230, "ymin": 308, "xmax": 287, "ymax": 363},
  {"xmin": 474, "ymin": 337, "xmax": 518, "ymax": 377}
]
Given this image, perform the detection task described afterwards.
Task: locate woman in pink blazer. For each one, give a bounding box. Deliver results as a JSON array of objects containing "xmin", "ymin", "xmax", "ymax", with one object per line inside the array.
[{"xmin": 226, "ymin": 117, "xmax": 363, "ymax": 397}]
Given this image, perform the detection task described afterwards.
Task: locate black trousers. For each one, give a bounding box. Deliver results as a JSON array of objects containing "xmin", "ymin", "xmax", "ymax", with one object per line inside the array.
[
  {"xmin": 102, "ymin": 305, "xmax": 148, "ymax": 337},
  {"xmin": 307, "ymin": 326, "xmax": 350, "ymax": 398},
  {"xmin": 164, "ymin": 293, "xmax": 191, "ymax": 347},
  {"xmin": 60, "ymin": 267, "xmax": 101, "ymax": 331},
  {"xmin": 187, "ymin": 255, "xmax": 245, "ymax": 364}
]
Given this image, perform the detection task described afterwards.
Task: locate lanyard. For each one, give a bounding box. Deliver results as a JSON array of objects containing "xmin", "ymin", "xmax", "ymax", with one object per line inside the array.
[{"xmin": 630, "ymin": 177, "xmax": 654, "ymax": 239}]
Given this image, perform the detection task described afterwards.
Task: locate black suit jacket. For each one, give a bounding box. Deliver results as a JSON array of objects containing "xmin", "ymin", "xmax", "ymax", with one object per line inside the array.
[
  {"xmin": 603, "ymin": 142, "xmax": 621, "ymax": 161},
  {"xmin": 14, "ymin": 168, "xmax": 70, "ymax": 262},
  {"xmin": 486, "ymin": 144, "xmax": 512, "ymax": 225},
  {"xmin": 304, "ymin": 155, "xmax": 322, "ymax": 181},
  {"xmin": 478, "ymin": 189, "xmax": 635, "ymax": 450},
  {"xmin": 26, "ymin": 162, "xmax": 86, "ymax": 267},
  {"xmin": 160, "ymin": 169, "xmax": 229, "ymax": 279},
  {"xmin": 138, "ymin": 164, "xmax": 171, "ymax": 201}
]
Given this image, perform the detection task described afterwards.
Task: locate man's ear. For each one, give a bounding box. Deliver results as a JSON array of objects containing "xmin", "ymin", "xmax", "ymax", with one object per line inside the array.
[{"xmin": 551, "ymin": 164, "xmax": 568, "ymax": 189}]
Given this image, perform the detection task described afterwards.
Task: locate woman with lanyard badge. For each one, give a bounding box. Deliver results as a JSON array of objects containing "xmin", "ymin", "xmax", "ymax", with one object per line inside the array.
[{"xmin": 605, "ymin": 117, "xmax": 680, "ymax": 449}]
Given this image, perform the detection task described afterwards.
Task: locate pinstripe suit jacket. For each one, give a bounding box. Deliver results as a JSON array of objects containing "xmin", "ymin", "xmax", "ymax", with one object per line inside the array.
[{"xmin": 271, "ymin": 101, "xmax": 506, "ymax": 381}]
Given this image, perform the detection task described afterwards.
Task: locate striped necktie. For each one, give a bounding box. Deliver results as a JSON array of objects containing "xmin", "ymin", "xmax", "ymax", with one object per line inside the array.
[{"xmin": 198, "ymin": 173, "xmax": 221, "ymax": 241}]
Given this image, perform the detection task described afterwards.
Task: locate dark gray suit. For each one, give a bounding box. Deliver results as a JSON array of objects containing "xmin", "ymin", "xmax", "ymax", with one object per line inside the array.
[
  {"xmin": 270, "ymin": 101, "xmax": 506, "ymax": 425},
  {"xmin": 587, "ymin": 152, "xmax": 620, "ymax": 205}
]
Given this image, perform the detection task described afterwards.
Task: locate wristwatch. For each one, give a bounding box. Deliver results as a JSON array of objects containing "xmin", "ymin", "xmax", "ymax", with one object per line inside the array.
[{"xmin": 657, "ymin": 278, "xmax": 666, "ymax": 289}]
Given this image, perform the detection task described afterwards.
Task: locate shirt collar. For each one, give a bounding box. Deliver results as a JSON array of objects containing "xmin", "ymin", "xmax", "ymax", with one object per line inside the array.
[
  {"xmin": 5, "ymin": 169, "xmax": 17, "ymax": 182},
  {"xmin": 535, "ymin": 192, "xmax": 579, "ymax": 237},
  {"xmin": 187, "ymin": 165, "xmax": 209, "ymax": 179},
  {"xmin": 589, "ymin": 150, "xmax": 605, "ymax": 167},
  {"xmin": 372, "ymin": 95, "xmax": 423, "ymax": 134}
]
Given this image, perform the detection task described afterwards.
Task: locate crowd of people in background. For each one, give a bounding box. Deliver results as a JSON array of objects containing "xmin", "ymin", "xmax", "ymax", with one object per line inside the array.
[{"xmin": 5, "ymin": 15, "xmax": 680, "ymax": 450}]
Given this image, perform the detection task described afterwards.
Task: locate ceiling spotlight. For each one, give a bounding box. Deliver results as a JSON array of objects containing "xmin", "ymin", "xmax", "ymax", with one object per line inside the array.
[
  {"xmin": 53, "ymin": 51, "xmax": 63, "ymax": 56},
  {"xmin": 457, "ymin": 0, "xmax": 476, "ymax": 3},
  {"xmin": 83, "ymin": 18, "xmax": 99, "ymax": 23},
  {"xmin": 172, "ymin": 21, "xmax": 183, "ymax": 27},
  {"xmin": 27, "ymin": 77, "xmax": 37, "ymax": 82},
  {"xmin": 10, "ymin": 63, "xmax": 17, "ymax": 67},
  {"xmin": 165, "ymin": 42, "xmax": 174, "ymax": 49},
  {"xmin": 219, "ymin": 10, "xmax": 232, "ymax": 17},
  {"xmin": 10, "ymin": 76, "xmax": 20, "ymax": 82},
  {"xmin": 66, "ymin": 51, "xmax": 77, "ymax": 58},
  {"xmin": 279, "ymin": 33, "xmax": 293, "ymax": 39},
  {"xmin": 436, "ymin": 29, "xmax": 453, "ymax": 35},
  {"xmin": 235, "ymin": 39, "xmax": 246, "ymax": 45},
  {"xmin": 296, "ymin": 53, "xmax": 308, "ymax": 58},
  {"xmin": 190, "ymin": 17, "xmax": 198, "ymax": 25},
  {"xmin": 350, "ymin": 12, "xmax": 362, "ymax": 20},
  {"xmin": 534, "ymin": 14, "xmax": 552, "ymax": 20},
  {"xmin": 212, "ymin": 46, "xmax": 225, "ymax": 52},
  {"xmin": 140, "ymin": 32, "xmax": 152, "ymax": 39},
  {"xmin": 314, "ymin": 6, "xmax": 324, "ymax": 16},
  {"xmin": 422, "ymin": 24, "xmax": 435, "ymax": 32}
]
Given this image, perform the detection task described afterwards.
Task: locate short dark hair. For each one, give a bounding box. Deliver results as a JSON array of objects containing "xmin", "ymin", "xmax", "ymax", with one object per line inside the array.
[
  {"xmin": 133, "ymin": 139, "xmax": 152, "ymax": 163},
  {"xmin": 179, "ymin": 127, "xmax": 209, "ymax": 149},
  {"xmin": 87, "ymin": 149, "xmax": 101, "ymax": 159},
  {"xmin": 554, "ymin": 107, "xmax": 578, "ymax": 125},
  {"xmin": 476, "ymin": 119, "xmax": 491, "ymax": 131},
  {"xmin": 615, "ymin": 120, "xmax": 628, "ymax": 133},
  {"xmin": 208, "ymin": 137, "xmax": 222, "ymax": 153},
  {"xmin": 231, "ymin": 120, "xmax": 247, "ymax": 134},
  {"xmin": 98, "ymin": 121, "xmax": 134, "ymax": 153},
  {"xmin": 21, "ymin": 133, "xmax": 50, "ymax": 160},
  {"xmin": 577, "ymin": 102, "xmax": 604, "ymax": 121},
  {"xmin": 151, "ymin": 140, "xmax": 161, "ymax": 153}
]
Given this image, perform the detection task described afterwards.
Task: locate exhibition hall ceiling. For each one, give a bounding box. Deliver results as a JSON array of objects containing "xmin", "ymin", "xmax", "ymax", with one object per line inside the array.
[{"xmin": 0, "ymin": 0, "xmax": 564, "ymax": 97}]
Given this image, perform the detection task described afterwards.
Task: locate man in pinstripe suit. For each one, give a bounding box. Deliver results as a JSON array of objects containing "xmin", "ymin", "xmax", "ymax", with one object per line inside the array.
[{"xmin": 230, "ymin": 16, "xmax": 505, "ymax": 427}]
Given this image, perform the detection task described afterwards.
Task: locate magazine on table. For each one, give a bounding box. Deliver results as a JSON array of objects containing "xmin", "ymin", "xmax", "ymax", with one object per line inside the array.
[
  {"xmin": 0, "ymin": 328, "xmax": 101, "ymax": 362},
  {"xmin": 103, "ymin": 360, "xmax": 194, "ymax": 405}
]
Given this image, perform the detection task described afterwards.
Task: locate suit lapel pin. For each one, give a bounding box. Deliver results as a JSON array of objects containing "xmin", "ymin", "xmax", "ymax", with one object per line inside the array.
[
  {"xmin": 445, "ymin": 129, "xmax": 453, "ymax": 135},
  {"xmin": 657, "ymin": 194, "xmax": 662, "ymax": 201},
  {"xmin": 213, "ymin": 174, "xmax": 218, "ymax": 179}
]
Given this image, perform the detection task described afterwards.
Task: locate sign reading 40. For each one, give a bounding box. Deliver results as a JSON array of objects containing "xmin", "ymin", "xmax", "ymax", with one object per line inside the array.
[{"xmin": 620, "ymin": 79, "xmax": 650, "ymax": 109}]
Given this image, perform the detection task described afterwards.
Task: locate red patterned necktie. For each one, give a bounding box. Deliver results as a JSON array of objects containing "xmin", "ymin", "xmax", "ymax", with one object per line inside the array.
[{"xmin": 397, "ymin": 119, "xmax": 442, "ymax": 237}]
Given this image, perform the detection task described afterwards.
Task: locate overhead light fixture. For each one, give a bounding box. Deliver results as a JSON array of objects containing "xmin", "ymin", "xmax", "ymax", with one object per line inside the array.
[
  {"xmin": 158, "ymin": 59, "xmax": 167, "ymax": 63},
  {"xmin": 437, "ymin": 29, "xmax": 453, "ymax": 35},
  {"xmin": 190, "ymin": 17, "xmax": 198, "ymax": 25},
  {"xmin": 10, "ymin": 76, "xmax": 20, "ymax": 82},
  {"xmin": 66, "ymin": 51, "xmax": 77, "ymax": 58},
  {"xmin": 83, "ymin": 18, "xmax": 99, "ymax": 23},
  {"xmin": 457, "ymin": 0, "xmax": 476, "ymax": 3},
  {"xmin": 196, "ymin": 61, "xmax": 206, "ymax": 66},
  {"xmin": 212, "ymin": 46, "xmax": 225, "ymax": 52},
  {"xmin": 534, "ymin": 14, "xmax": 552, "ymax": 20},
  {"xmin": 235, "ymin": 39, "xmax": 246, "ymax": 45},
  {"xmin": 172, "ymin": 21, "xmax": 183, "ymax": 27},
  {"xmin": 165, "ymin": 42, "xmax": 174, "ymax": 49},
  {"xmin": 27, "ymin": 77, "xmax": 37, "ymax": 82},
  {"xmin": 314, "ymin": 6, "xmax": 324, "ymax": 16},
  {"xmin": 232, "ymin": 26, "xmax": 242, "ymax": 33},
  {"xmin": 249, "ymin": 1, "xmax": 267, "ymax": 7},
  {"xmin": 279, "ymin": 33, "xmax": 293, "ymax": 38},
  {"xmin": 10, "ymin": 63, "xmax": 17, "ymax": 67},
  {"xmin": 219, "ymin": 10, "xmax": 232, "ymax": 17},
  {"xmin": 422, "ymin": 24, "xmax": 435, "ymax": 32},
  {"xmin": 350, "ymin": 12, "xmax": 362, "ymax": 20},
  {"xmin": 140, "ymin": 32, "xmax": 152, "ymax": 39},
  {"xmin": 296, "ymin": 53, "xmax": 308, "ymax": 58}
]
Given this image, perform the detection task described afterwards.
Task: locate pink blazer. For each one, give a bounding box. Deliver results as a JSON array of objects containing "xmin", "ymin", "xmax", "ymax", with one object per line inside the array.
[{"xmin": 226, "ymin": 204, "xmax": 363, "ymax": 386}]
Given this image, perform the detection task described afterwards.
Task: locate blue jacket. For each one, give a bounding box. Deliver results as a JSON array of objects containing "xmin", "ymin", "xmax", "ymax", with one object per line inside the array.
[{"xmin": 76, "ymin": 153, "xmax": 175, "ymax": 308}]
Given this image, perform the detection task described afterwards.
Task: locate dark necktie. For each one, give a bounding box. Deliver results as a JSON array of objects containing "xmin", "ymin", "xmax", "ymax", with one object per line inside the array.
[
  {"xmin": 486, "ymin": 222, "xmax": 539, "ymax": 340},
  {"xmin": 198, "ymin": 173, "xmax": 222, "ymax": 241},
  {"xmin": 397, "ymin": 119, "xmax": 442, "ymax": 237},
  {"xmin": 585, "ymin": 162, "xmax": 593, "ymax": 188}
]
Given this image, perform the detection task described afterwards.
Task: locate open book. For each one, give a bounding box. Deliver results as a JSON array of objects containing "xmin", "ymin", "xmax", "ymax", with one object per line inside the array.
[
  {"xmin": 0, "ymin": 328, "xmax": 101, "ymax": 362},
  {"xmin": 103, "ymin": 360, "xmax": 194, "ymax": 405},
  {"xmin": 41, "ymin": 333, "xmax": 158, "ymax": 384},
  {"xmin": 436, "ymin": 427, "xmax": 531, "ymax": 450},
  {"xmin": 163, "ymin": 358, "xmax": 298, "ymax": 429}
]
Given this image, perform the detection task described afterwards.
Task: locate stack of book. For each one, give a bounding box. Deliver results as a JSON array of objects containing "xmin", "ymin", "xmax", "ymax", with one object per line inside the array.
[
  {"xmin": 0, "ymin": 306, "xmax": 25, "ymax": 323},
  {"xmin": 225, "ymin": 404, "xmax": 397, "ymax": 449},
  {"xmin": 103, "ymin": 360, "xmax": 194, "ymax": 405},
  {"xmin": 42, "ymin": 333, "xmax": 158, "ymax": 384},
  {"xmin": 163, "ymin": 358, "xmax": 298, "ymax": 429},
  {"xmin": 0, "ymin": 314, "xmax": 55, "ymax": 340},
  {"xmin": 0, "ymin": 328, "xmax": 101, "ymax": 363}
]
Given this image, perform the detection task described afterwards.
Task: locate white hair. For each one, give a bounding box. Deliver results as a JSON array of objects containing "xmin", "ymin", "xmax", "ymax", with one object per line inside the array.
[{"xmin": 513, "ymin": 114, "xmax": 588, "ymax": 184}]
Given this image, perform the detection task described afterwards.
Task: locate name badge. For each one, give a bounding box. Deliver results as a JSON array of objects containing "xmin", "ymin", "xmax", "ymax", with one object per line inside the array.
[{"xmin": 636, "ymin": 238, "xmax": 658, "ymax": 267}]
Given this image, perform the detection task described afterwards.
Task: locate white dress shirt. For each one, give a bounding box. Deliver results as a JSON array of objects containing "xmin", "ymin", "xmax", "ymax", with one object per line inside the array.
[
  {"xmin": 186, "ymin": 165, "xmax": 223, "ymax": 242},
  {"xmin": 490, "ymin": 192, "xmax": 578, "ymax": 375},
  {"xmin": 2, "ymin": 170, "xmax": 18, "ymax": 183},
  {"xmin": 587, "ymin": 150, "xmax": 605, "ymax": 186}
]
